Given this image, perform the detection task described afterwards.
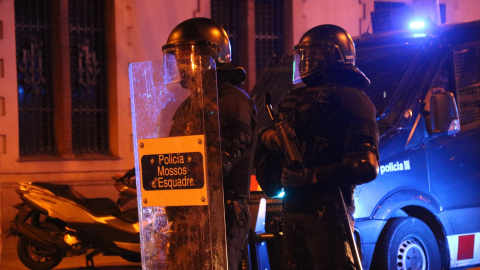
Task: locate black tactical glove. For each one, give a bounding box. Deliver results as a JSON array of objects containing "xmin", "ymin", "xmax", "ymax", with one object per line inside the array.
[
  {"xmin": 280, "ymin": 167, "xmax": 314, "ymax": 188},
  {"xmin": 261, "ymin": 129, "xmax": 282, "ymax": 154}
]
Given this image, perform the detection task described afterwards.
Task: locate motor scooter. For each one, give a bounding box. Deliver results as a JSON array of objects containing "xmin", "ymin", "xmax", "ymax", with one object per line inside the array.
[
  {"xmin": 9, "ymin": 171, "xmax": 140, "ymax": 270},
  {"xmin": 113, "ymin": 168, "xmax": 137, "ymax": 208}
]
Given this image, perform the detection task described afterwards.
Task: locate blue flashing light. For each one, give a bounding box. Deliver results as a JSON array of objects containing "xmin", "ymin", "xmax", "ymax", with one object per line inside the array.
[
  {"xmin": 413, "ymin": 33, "xmax": 427, "ymax": 38},
  {"xmin": 408, "ymin": 18, "xmax": 431, "ymax": 38},
  {"xmin": 409, "ymin": 20, "xmax": 426, "ymax": 30}
]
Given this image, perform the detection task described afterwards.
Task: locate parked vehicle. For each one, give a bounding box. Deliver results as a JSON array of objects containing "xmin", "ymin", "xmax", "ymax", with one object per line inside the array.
[
  {"xmin": 353, "ymin": 19, "xmax": 480, "ymax": 270},
  {"xmin": 113, "ymin": 168, "xmax": 138, "ymax": 208},
  {"xmin": 9, "ymin": 173, "xmax": 140, "ymax": 270},
  {"xmin": 249, "ymin": 19, "xmax": 480, "ymax": 270}
]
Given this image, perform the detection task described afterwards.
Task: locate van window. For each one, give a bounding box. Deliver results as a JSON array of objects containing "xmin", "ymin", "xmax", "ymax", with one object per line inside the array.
[
  {"xmin": 452, "ymin": 42, "xmax": 480, "ymax": 131},
  {"xmin": 356, "ymin": 43, "xmax": 421, "ymax": 134}
]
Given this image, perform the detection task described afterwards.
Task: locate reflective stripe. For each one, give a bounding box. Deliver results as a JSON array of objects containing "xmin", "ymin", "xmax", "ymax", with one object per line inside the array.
[
  {"xmin": 458, "ymin": 234, "xmax": 475, "ymax": 260},
  {"xmin": 447, "ymin": 232, "xmax": 480, "ymax": 268}
]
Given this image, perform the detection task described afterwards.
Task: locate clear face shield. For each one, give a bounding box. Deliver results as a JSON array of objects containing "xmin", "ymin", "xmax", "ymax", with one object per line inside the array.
[
  {"xmin": 292, "ymin": 46, "xmax": 327, "ymax": 84},
  {"xmin": 163, "ymin": 44, "xmax": 218, "ymax": 89}
]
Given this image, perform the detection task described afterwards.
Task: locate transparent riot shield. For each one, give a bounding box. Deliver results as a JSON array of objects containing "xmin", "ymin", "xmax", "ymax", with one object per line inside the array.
[{"xmin": 129, "ymin": 55, "xmax": 227, "ymax": 269}]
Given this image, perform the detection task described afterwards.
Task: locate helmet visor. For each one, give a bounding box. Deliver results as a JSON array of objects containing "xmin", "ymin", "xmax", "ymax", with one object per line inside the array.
[
  {"xmin": 292, "ymin": 47, "xmax": 326, "ymax": 84},
  {"xmin": 163, "ymin": 45, "xmax": 216, "ymax": 85},
  {"xmin": 163, "ymin": 40, "xmax": 230, "ymax": 63}
]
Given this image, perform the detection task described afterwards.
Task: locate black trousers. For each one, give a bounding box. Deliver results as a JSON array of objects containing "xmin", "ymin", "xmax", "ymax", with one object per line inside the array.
[
  {"xmin": 282, "ymin": 202, "xmax": 356, "ymax": 270},
  {"xmin": 225, "ymin": 198, "xmax": 252, "ymax": 270}
]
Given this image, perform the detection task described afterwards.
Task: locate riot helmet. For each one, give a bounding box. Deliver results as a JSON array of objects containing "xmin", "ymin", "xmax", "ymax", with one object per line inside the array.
[
  {"xmin": 163, "ymin": 17, "xmax": 242, "ymax": 87},
  {"xmin": 162, "ymin": 17, "xmax": 231, "ymax": 64},
  {"xmin": 293, "ymin": 24, "xmax": 368, "ymax": 86}
]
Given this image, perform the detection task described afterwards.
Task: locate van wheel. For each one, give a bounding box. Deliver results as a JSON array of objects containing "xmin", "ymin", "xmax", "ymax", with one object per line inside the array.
[{"xmin": 371, "ymin": 217, "xmax": 441, "ymax": 270}]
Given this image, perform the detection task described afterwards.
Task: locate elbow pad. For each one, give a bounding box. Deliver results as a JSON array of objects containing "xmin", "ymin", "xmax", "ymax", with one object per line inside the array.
[
  {"xmin": 310, "ymin": 143, "xmax": 379, "ymax": 186},
  {"xmin": 349, "ymin": 150, "xmax": 379, "ymax": 184}
]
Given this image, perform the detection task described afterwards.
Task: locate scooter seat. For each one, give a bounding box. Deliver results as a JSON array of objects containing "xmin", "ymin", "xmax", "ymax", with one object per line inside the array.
[
  {"xmin": 32, "ymin": 182, "xmax": 122, "ymax": 216},
  {"xmin": 83, "ymin": 198, "xmax": 122, "ymax": 216}
]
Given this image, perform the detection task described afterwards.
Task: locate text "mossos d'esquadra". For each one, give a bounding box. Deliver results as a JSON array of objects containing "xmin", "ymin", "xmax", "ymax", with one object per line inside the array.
[{"xmin": 141, "ymin": 153, "xmax": 204, "ymax": 191}]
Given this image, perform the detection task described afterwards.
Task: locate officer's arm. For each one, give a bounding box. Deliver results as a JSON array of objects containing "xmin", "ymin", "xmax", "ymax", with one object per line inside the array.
[
  {"xmin": 218, "ymin": 90, "xmax": 257, "ymax": 166},
  {"xmin": 312, "ymin": 90, "xmax": 379, "ymax": 186},
  {"xmin": 348, "ymin": 145, "xmax": 379, "ymax": 184},
  {"xmin": 311, "ymin": 143, "xmax": 379, "ymax": 186}
]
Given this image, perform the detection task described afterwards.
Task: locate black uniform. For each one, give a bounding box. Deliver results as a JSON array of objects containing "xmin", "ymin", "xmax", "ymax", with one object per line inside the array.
[
  {"xmin": 170, "ymin": 68, "xmax": 257, "ymax": 270},
  {"xmin": 162, "ymin": 17, "xmax": 256, "ymax": 269},
  {"xmin": 277, "ymin": 77, "xmax": 379, "ymax": 269},
  {"xmin": 218, "ymin": 71, "xmax": 257, "ymax": 270},
  {"xmin": 256, "ymin": 23, "xmax": 379, "ymax": 270}
]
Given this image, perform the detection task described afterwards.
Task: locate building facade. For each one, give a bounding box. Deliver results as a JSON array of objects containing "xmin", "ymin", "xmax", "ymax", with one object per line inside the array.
[{"xmin": 0, "ymin": 0, "xmax": 478, "ymax": 236}]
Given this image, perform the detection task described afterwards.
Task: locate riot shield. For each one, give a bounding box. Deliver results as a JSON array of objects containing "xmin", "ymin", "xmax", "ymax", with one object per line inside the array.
[{"xmin": 129, "ymin": 55, "xmax": 227, "ymax": 269}]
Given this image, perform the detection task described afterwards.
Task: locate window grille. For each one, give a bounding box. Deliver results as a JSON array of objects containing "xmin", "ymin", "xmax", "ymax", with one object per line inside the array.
[
  {"xmin": 255, "ymin": 0, "xmax": 284, "ymax": 77},
  {"xmin": 15, "ymin": 0, "xmax": 56, "ymax": 156},
  {"xmin": 211, "ymin": 0, "xmax": 240, "ymax": 65},
  {"xmin": 454, "ymin": 44, "xmax": 480, "ymax": 130},
  {"xmin": 356, "ymin": 44, "xmax": 420, "ymax": 118},
  {"xmin": 15, "ymin": 0, "xmax": 109, "ymax": 157},
  {"xmin": 69, "ymin": 0, "xmax": 109, "ymax": 155},
  {"xmin": 370, "ymin": 2, "xmax": 411, "ymax": 33}
]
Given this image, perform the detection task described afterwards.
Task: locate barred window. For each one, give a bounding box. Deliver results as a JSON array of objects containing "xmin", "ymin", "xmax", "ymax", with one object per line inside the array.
[
  {"xmin": 212, "ymin": 0, "xmax": 289, "ymax": 85},
  {"xmin": 15, "ymin": 0, "xmax": 55, "ymax": 156},
  {"xmin": 255, "ymin": 0, "xmax": 285, "ymax": 77},
  {"xmin": 15, "ymin": 0, "xmax": 109, "ymax": 157},
  {"xmin": 211, "ymin": 0, "xmax": 241, "ymax": 65},
  {"xmin": 453, "ymin": 43, "xmax": 480, "ymax": 131}
]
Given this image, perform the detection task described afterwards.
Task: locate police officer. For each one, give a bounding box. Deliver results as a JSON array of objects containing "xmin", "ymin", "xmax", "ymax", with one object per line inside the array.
[
  {"xmin": 258, "ymin": 24, "xmax": 379, "ymax": 269},
  {"xmin": 163, "ymin": 17, "xmax": 257, "ymax": 270}
]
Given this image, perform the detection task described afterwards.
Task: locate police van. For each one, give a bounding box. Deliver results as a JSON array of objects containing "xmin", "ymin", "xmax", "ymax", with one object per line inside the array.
[
  {"xmin": 351, "ymin": 19, "xmax": 480, "ymax": 269},
  {"xmin": 248, "ymin": 19, "xmax": 480, "ymax": 270}
]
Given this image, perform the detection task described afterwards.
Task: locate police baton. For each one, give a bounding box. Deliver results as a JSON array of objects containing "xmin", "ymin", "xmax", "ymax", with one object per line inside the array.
[{"xmin": 336, "ymin": 186, "xmax": 363, "ymax": 270}]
